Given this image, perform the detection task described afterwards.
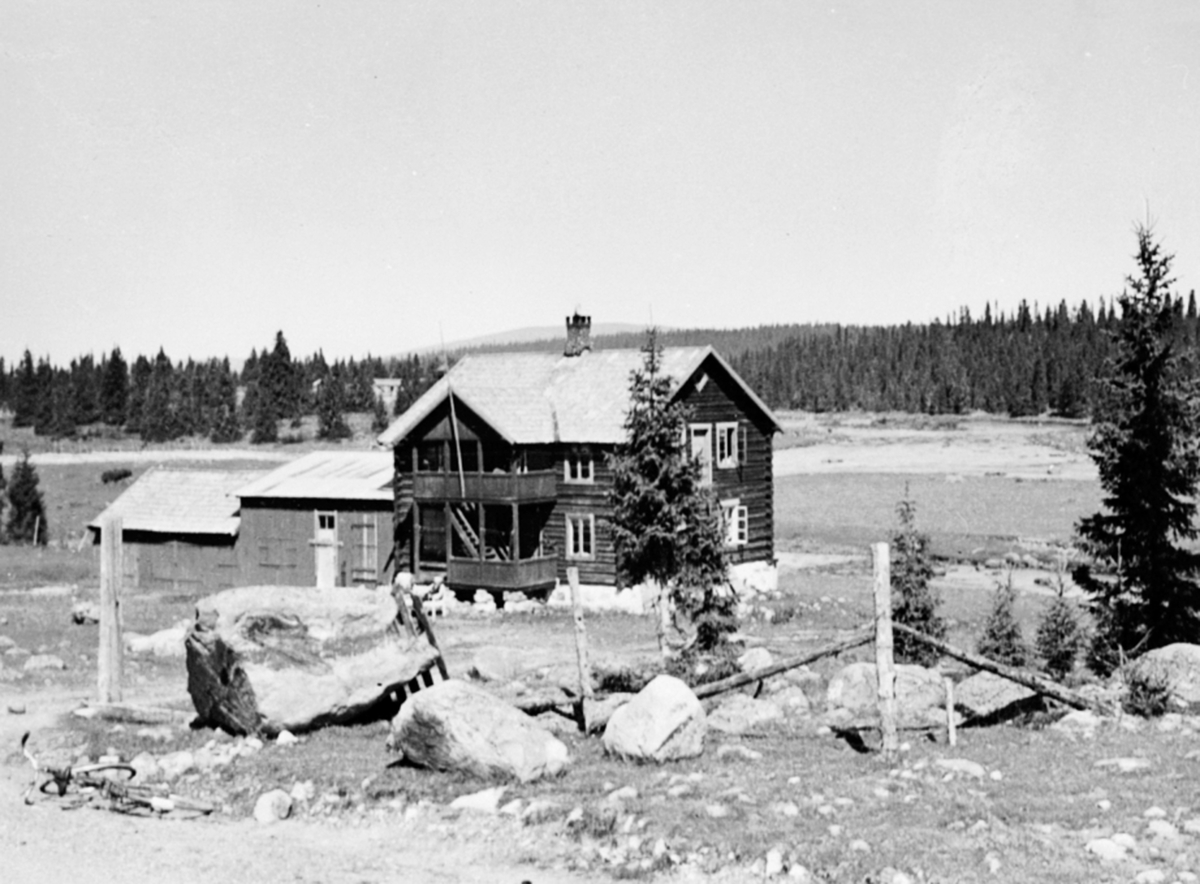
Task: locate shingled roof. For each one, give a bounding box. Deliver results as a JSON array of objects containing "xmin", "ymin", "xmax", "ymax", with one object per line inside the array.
[
  {"xmin": 89, "ymin": 467, "xmax": 268, "ymax": 537},
  {"xmin": 377, "ymin": 346, "xmax": 780, "ymax": 447},
  {"xmin": 235, "ymin": 450, "xmax": 394, "ymax": 502}
]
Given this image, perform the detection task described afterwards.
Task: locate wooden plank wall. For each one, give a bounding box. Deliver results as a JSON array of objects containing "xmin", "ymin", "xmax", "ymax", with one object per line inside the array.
[{"xmin": 676, "ymin": 359, "xmax": 776, "ymax": 566}]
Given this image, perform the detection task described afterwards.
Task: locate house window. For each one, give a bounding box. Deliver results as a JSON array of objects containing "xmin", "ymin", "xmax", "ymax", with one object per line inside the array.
[
  {"xmin": 416, "ymin": 441, "xmax": 444, "ymax": 473},
  {"xmin": 688, "ymin": 423, "xmax": 713, "ymax": 485},
  {"xmin": 565, "ymin": 513, "xmax": 595, "ymax": 559},
  {"xmin": 564, "ymin": 450, "xmax": 594, "ymax": 483},
  {"xmin": 716, "ymin": 422, "xmax": 739, "ymax": 469},
  {"xmin": 317, "ymin": 512, "xmax": 337, "ymax": 533},
  {"xmin": 721, "ymin": 499, "xmax": 748, "ymax": 547}
]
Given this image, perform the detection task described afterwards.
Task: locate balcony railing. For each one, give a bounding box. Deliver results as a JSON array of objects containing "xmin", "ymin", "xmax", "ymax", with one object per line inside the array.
[
  {"xmin": 412, "ymin": 470, "xmax": 557, "ymax": 502},
  {"xmin": 447, "ymin": 556, "xmax": 558, "ymax": 592}
]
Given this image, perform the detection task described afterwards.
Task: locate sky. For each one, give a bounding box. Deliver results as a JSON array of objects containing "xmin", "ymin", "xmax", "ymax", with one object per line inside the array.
[{"xmin": 3, "ymin": 1, "xmax": 1200, "ymax": 365}]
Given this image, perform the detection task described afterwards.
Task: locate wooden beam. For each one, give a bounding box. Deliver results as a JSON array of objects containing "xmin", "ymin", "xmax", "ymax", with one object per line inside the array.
[
  {"xmin": 568, "ymin": 567, "xmax": 593, "ymax": 732},
  {"xmin": 890, "ymin": 622, "xmax": 1106, "ymax": 712},
  {"xmin": 98, "ymin": 516, "xmax": 123, "ymax": 704},
  {"xmin": 873, "ymin": 542, "xmax": 899, "ymax": 762},
  {"xmin": 692, "ymin": 631, "xmax": 873, "ymax": 700},
  {"xmin": 411, "ymin": 593, "xmax": 450, "ymax": 681}
]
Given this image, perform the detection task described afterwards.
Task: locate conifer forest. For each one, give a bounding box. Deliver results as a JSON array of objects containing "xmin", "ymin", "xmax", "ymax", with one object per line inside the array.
[{"xmin": 1, "ymin": 293, "xmax": 1197, "ymax": 442}]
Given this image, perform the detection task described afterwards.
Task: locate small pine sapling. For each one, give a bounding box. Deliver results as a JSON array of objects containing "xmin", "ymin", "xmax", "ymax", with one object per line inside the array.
[
  {"xmin": 1035, "ymin": 562, "xmax": 1085, "ymax": 681},
  {"xmin": 890, "ymin": 492, "xmax": 946, "ymax": 667},
  {"xmin": 977, "ymin": 569, "xmax": 1029, "ymax": 668}
]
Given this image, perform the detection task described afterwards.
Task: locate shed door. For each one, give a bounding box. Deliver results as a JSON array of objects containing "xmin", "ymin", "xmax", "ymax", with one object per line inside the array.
[{"xmin": 314, "ymin": 511, "xmax": 338, "ymax": 588}]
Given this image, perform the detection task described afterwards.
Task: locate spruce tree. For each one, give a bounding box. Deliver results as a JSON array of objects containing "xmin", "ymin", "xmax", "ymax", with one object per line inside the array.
[
  {"xmin": 6, "ymin": 450, "xmax": 47, "ymax": 545},
  {"xmin": 1074, "ymin": 225, "xmax": 1200, "ymax": 671},
  {"xmin": 12, "ymin": 350, "xmax": 38, "ymax": 428},
  {"xmin": 977, "ymin": 571, "xmax": 1029, "ymax": 667},
  {"xmin": 100, "ymin": 347, "xmax": 128, "ymax": 426},
  {"xmin": 890, "ymin": 492, "xmax": 946, "ymax": 666},
  {"xmin": 316, "ymin": 370, "xmax": 351, "ymax": 440},
  {"xmin": 608, "ymin": 329, "xmax": 734, "ymax": 656}
]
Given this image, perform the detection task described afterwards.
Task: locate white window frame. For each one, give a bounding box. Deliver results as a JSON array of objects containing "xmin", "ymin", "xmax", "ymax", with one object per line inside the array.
[
  {"xmin": 721, "ymin": 498, "xmax": 748, "ymax": 548},
  {"xmin": 716, "ymin": 421, "xmax": 739, "ymax": 469},
  {"xmin": 565, "ymin": 513, "xmax": 595, "ymax": 559},
  {"xmin": 688, "ymin": 423, "xmax": 713, "ymax": 485},
  {"xmin": 564, "ymin": 451, "xmax": 594, "ymax": 484}
]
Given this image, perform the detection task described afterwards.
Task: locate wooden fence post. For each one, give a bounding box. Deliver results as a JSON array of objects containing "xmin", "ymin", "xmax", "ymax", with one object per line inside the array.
[
  {"xmin": 872, "ymin": 542, "xmax": 898, "ymax": 762},
  {"xmin": 98, "ymin": 516, "xmax": 123, "ymax": 703},
  {"xmin": 567, "ymin": 567, "xmax": 593, "ymax": 731},
  {"xmin": 945, "ymin": 676, "xmax": 958, "ymax": 747}
]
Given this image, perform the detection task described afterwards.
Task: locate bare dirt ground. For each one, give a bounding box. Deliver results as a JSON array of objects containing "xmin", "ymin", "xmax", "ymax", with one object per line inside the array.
[{"xmin": 774, "ymin": 412, "xmax": 1094, "ymax": 481}]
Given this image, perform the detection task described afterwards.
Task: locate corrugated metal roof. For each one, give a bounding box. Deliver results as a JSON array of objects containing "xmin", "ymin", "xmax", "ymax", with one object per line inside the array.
[
  {"xmin": 88, "ymin": 467, "xmax": 268, "ymax": 536},
  {"xmin": 377, "ymin": 346, "xmax": 781, "ymax": 447},
  {"xmin": 235, "ymin": 450, "xmax": 394, "ymax": 501}
]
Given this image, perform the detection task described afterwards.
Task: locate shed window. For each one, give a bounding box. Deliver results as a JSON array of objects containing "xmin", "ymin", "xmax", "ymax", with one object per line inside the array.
[{"xmin": 351, "ymin": 516, "xmax": 378, "ymax": 583}]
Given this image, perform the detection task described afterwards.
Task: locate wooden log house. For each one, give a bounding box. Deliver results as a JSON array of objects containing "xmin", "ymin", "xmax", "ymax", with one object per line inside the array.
[{"xmin": 377, "ymin": 315, "xmax": 782, "ymax": 596}]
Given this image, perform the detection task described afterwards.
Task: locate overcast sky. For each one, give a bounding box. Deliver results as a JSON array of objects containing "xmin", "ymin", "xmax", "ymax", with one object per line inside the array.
[{"xmin": 3, "ymin": 1, "xmax": 1199, "ymax": 364}]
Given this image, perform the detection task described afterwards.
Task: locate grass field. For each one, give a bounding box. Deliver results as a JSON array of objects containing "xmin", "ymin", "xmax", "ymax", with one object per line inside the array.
[{"xmin": 776, "ymin": 472, "xmax": 1102, "ymax": 560}]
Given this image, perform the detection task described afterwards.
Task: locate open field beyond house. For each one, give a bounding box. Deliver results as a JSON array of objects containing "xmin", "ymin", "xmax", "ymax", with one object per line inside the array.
[{"xmin": 4, "ymin": 414, "xmax": 1196, "ymax": 884}]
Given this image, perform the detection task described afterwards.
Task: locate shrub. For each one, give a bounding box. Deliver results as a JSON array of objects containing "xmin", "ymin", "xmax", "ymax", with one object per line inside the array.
[
  {"xmin": 1035, "ymin": 571, "xmax": 1085, "ymax": 681},
  {"xmin": 890, "ymin": 492, "xmax": 946, "ymax": 667},
  {"xmin": 100, "ymin": 468, "xmax": 133, "ymax": 485},
  {"xmin": 1122, "ymin": 664, "xmax": 1173, "ymax": 718},
  {"xmin": 977, "ymin": 570, "xmax": 1028, "ymax": 667}
]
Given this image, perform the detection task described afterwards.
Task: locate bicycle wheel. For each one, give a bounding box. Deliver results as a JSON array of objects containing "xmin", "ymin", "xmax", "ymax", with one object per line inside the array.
[{"xmin": 73, "ymin": 763, "xmax": 137, "ymax": 786}]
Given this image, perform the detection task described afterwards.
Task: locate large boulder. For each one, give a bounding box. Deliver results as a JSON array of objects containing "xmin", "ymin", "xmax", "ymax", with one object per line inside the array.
[
  {"xmin": 391, "ymin": 679, "xmax": 569, "ymax": 782},
  {"xmin": 186, "ymin": 585, "xmax": 441, "ymax": 736},
  {"xmin": 955, "ymin": 671, "xmax": 1040, "ymax": 721},
  {"xmin": 825, "ymin": 662, "xmax": 947, "ymax": 727},
  {"xmin": 1129, "ymin": 644, "xmax": 1200, "ymax": 706},
  {"xmin": 602, "ymin": 675, "xmax": 706, "ymax": 762},
  {"xmin": 707, "ymin": 693, "xmax": 784, "ymax": 735}
]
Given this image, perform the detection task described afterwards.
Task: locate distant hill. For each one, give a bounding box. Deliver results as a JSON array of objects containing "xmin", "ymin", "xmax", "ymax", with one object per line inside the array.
[{"xmin": 411, "ymin": 322, "xmax": 654, "ymax": 355}]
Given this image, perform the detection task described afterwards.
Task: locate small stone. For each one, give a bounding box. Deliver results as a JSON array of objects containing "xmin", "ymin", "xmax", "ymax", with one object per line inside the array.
[
  {"xmin": 771, "ymin": 801, "xmax": 800, "ymax": 817},
  {"xmin": 1098, "ymin": 799, "xmax": 1112, "ymax": 811},
  {"xmin": 827, "ymin": 824, "xmax": 843, "ymax": 837},
  {"xmin": 499, "ymin": 799, "xmax": 523, "ymax": 816},
  {"xmin": 705, "ymin": 804, "xmax": 730, "ymax": 818},
  {"xmin": 984, "ymin": 852, "xmax": 1002, "ymax": 874},
  {"xmin": 254, "ymin": 789, "xmax": 292, "ymax": 823},
  {"xmin": 788, "ymin": 864, "xmax": 814, "ymax": 882},
  {"xmin": 764, "ymin": 848, "xmax": 784, "ymax": 876},
  {"xmin": 1095, "ymin": 757, "xmax": 1152, "ymax": 773},
  {"xmin": 1144, "ymin": 806, "xmax": 1167, "ymax": 818},
  {"xmin": 276, "ymin": 730, "xmax": 299, "ymax": 746},
  {"xmin": 848, "ymin": 838, "xmax": 870, "ymax": 852},
  {"xmin": 157, "ymin": 750, "xmax": 195, "ymax": 780},
  {"xmin": 290, "ymin": 780, "xmax": 315, "ymax": 803},
  {"xmin": 449, "ymin": 786, "xmax": 507, "ymax": 813},
  {"xmin": 129, "ymin": 752, "xmax": 161, "ymax": 781},
  {"xmin": 716, "ymin": 744, "xmax": 763, "ymax": 762},
  {"xmin": 1134, "ymin": 871, "xmax": 1167, "ymax": 884},
  {"xmin": 1111, "ymin": 833, "xmax": 1137, "ymax": 850},
  {"xmin": 989, "ymin": 770, "xmax": 1003, "ymax": 781},
  {"xmin": 7, "ymin": 703, "xmax": 26, "ymax": 714},
  {"xmin": 1182, "ymin": 817, "xmax": 1200, "ymax": 835},
  {"xmin": 1146, "ymin": 820, "xmax": 1180, "ymax": 840},
  {"xmin": 607, "ymin": 785, "xmax": 638, "ymax": 803},
  {"xmin": 520, "ymin": 798, "xmax": 564, "ymax": 826},
  {"xmin": 1086, "ymin": 838, "xmax": 1128, "ymax": 861},
  {"xmin": 23, "ymin": 654, "xmax": 66, "ymax": 672},
  {"xmin": 935, "ymin": 758, "xmax": 986, "ymax": 779}
]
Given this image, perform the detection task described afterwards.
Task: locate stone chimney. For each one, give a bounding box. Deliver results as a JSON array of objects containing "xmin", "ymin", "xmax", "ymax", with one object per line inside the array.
[{"xmin": 564, "ymin": 312, "xmax": 592, "ymax": 357}]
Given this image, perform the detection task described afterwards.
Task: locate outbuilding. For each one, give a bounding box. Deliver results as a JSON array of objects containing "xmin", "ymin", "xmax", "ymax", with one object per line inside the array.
[{"xmin": 88, "ymin": 467, "xmax": 268, "ymax": 594}]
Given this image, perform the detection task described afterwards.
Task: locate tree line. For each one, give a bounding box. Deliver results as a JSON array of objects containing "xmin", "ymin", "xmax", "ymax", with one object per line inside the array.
[
  {"xmin": 468, "ymin": 294, "xmax": 1200, "ymax": 418},
  {"xmin": 0, "ymin": 332, "xmax": 441, "ymax": 443}
]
